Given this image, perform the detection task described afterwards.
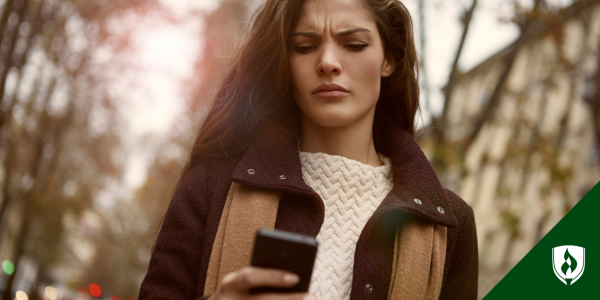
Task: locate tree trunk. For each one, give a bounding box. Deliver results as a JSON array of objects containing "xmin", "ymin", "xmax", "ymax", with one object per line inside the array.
[
  {"xmin": 1, "ymin": 70, "xmax": 56, "ymax": 299},
  {"xmin": 428, "ymin": 0, "xmax": 479, "ymax": 178},
  {"xmin": 0, "ymin": 0, "xmax": 48, "ymax": 134},
  {"xmin": 0, "ymin": 65, "xmax": 47, "ymax": 233},
  {"xmin": 418, "ymin": 0, "xmax": 431, "ymax": 117},
  {"xmin": 27, "ymin": 263, "xmax": 46, "ymax": 300},
  {"xmin": 0, "ymin": 0, "xmax": 31, "ymax": 110},
  {"xmin": 0, "ymin": 139, "xmax": 16, "ymax": 233},
  {"xmin": 1, "ymin": 205, "xmax": 31, "ymax": 300},
  {"xmin": 0, "ymin": 0, "xmax": 17, "ymax": 43},
  {"xmin": 437, "ymin": 0, "xmax": 479, "ymax": 141}
]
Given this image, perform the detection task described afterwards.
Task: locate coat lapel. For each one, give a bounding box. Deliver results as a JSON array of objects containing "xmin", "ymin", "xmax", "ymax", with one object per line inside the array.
[
  {"xmin": 204, "ymin": 181, "xmax": 448, "ymax": 299},
  {"xmin": 204, "ymin": 115, "xmax": 453, "ymax": 298},
  {"xmin": 231, "ymin": 115, "xmax": 457, "ymax": 228},
  {"xmin": 388, "ymin": 219, "xmax": 447, "ymax": 300},
  {"xmin": 203, "ymin": 182, "xmax": 282, "ymax": 296}
]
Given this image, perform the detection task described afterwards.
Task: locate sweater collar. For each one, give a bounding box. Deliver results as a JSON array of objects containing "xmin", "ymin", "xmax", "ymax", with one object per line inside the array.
[{"xmin": 230, "ymin": 115, "xmax": 458, "ymax": 228}]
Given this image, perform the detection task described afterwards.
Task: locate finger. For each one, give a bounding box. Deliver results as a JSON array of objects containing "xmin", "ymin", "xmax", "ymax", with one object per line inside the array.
[
  {"xmin": 250, "ymin": 292, "xmax": 315, "ymax": 300},
  {"xmin": 220, "ymin": 267, "xmax": 300, "ymax": 293}
]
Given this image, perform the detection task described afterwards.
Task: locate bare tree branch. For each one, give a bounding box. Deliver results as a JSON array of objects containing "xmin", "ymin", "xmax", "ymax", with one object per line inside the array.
[
  {"xmin": 436, "ymin": 0, "xmax": 479, "ymax": 141},
  {"xmin": 0, "ymin": 0, "xmax": 31, "ymax": 101},
  {"xmin": 463, "ymin": 0, "xmax": 545, "ymax": 152},
  {"xmin": 0, "ymin": 0, "xmax": 17, "ymax": 44},
  {"xmin": 1, "ymin": 203, "xmax": 32, "ymax": 300},
  {"xmin": 418, "ymin": 0, "xmax": 431, "ymax": 116}
]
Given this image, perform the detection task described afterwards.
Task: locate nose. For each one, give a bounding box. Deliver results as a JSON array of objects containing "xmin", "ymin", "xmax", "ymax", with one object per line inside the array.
[{"xmin": 316, "ymin": 43, "xmax": 341, "ymax": 76}]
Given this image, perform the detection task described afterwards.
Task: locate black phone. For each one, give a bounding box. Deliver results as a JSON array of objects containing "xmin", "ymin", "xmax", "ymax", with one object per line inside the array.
[{"xmin": 249, "ymin": 228, "xmax": 318, "ymax": 294}]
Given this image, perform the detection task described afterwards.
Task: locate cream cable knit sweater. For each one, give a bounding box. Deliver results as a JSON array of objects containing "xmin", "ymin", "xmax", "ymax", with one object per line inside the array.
[{"xmin": 299, "ymin": 151, "xmax": 394, "ymax": 300}]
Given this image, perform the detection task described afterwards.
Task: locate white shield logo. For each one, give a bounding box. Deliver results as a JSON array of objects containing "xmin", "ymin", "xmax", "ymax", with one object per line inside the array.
[{"xmin": 552, "ymin": 245, "xmax": 585, "ymax": 285}]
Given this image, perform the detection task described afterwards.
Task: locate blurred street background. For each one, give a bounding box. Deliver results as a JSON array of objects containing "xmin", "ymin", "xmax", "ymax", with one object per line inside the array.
[{"xmin": 0, "ymin": 0, "xmax": 598, "ymax": 299}]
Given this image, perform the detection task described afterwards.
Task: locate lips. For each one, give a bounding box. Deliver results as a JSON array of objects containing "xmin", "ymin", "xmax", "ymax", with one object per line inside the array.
[{"xmin": 311, "ymin": 83, "xmax": 350, "ymax": 98}]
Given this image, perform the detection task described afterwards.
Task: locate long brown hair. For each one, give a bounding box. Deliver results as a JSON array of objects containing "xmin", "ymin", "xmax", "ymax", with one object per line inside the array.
[
  {"xmin": 184, "ymin": 0, "xmax": 420, "ymax": 176},
  {"xmin": 152, "ymin": 0, "xmax": 420, "ymax": 251}
]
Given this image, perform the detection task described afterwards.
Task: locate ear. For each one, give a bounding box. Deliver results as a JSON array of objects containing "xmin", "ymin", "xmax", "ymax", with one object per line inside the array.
[{"xmin": 381, "ymin": 54, "xmax": 396, "ymax": 78}]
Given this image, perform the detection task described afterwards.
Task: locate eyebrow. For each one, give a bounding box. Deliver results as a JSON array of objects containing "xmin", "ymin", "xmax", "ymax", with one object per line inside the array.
[{"xmin": 291, "ymin": 27, "xmax": 371, "ymax": 38}]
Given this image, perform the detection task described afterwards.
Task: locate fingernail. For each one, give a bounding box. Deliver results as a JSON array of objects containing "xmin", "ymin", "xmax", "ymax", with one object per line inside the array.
[
  {"xmin": 303, "ymin": 296, "xmax": 316, "ymax": 300},
  {"xmin": 283, "ymin": 273, "xmax": 299, "ymax": 283}
]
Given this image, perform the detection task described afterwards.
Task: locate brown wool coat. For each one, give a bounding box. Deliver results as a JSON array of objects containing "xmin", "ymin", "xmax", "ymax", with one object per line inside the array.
[
  {"xmin": 139, "ymin": 115, "xmax": 479, "ymax": 300},
  {"xmin": 203, "ymin": 182, "xmax": 448, "ymax": 299}
]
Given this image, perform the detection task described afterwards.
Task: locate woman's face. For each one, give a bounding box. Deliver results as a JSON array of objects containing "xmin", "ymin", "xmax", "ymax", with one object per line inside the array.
[{"xmin": 290, "ymin": 0, "xmax": 395, "ymax": 129}]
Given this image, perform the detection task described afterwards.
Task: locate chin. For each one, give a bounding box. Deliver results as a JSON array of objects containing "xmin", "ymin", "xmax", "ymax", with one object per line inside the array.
[
  {"xmin": 313, "ymin": 118, "xmax": 354, "ymax": 128},
  {"xmin": 305, "ymin": 110, "xmax": 363, "ymax": 128},
  {"xmin": 297, "ymin": 98, "xmax": 377, "ymax": 129}
]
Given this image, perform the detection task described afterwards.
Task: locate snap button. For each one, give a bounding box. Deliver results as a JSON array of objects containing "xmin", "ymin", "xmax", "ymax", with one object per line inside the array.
[
  {"xmin": 414, "ymin": 198, "xmax": 422, "ymax": 205},
  {"xmin": 279, "ymin": 175, "xmax": 287, "ymax": 180},
  {"xmin": 365, "ymin": 283, "xmax": 373, "ymax": 293},
  {"xmin": 247, "ymin": 169, "xmax": 255, "ymax": 175},
  {"xmin": 437, "ymin": 206, "xmax": 445, "ymax": 214}
]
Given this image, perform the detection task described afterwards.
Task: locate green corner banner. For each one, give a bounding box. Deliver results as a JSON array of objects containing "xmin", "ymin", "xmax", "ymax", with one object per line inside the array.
[{"xmin": 484, "ymin": 181, "xmax": 600, "ymax": 299}]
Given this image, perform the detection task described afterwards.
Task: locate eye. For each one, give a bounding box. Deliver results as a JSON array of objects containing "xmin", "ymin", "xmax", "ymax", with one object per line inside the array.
[
  {"xmin": 346, "ymin": 43, "xmax": 368, "ymax": 51},
  {"xmin": 294, "ymin": 45, "xmax": 314, "ymax": 53}
]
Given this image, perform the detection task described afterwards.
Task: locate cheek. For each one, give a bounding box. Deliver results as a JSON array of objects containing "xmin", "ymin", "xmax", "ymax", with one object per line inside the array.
[
  {"xmin": 351, "ymin": 53, "xmax": 384, "ymax": 92},
  {"xmin": 290, "ymin": 57, "xmax": 310, "ymax": 91}
]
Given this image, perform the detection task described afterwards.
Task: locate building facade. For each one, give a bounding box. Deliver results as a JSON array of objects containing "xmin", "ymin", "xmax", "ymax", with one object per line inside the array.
[{"xmin": 434, "ymin": 0, "xmax": 600, "ymax": 297}]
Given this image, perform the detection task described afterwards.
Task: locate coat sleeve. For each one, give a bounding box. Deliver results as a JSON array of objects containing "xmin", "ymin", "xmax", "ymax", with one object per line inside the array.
[
  {"xmin": 439, "ymin": 204, "xmax": 479, "ymax": 300},
  {"xmin": 139, "ymin": 162, "xmax": 210, "ymax": 300}
]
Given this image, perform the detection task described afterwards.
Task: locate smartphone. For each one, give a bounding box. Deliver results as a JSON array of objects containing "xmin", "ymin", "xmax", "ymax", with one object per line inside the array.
[{"xmin": 249, "ymin": 228, "xmax": 318, "ymax": 294}]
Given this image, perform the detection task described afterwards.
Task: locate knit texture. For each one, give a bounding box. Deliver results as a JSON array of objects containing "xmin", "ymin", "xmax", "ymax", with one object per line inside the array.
[
  {"xmin": 299, "ymin": 151, "xmax": 394, "ymax": 300},
  {"xmin": 139, "ymin": 115, "xmax": 479, "ymax": 300}
]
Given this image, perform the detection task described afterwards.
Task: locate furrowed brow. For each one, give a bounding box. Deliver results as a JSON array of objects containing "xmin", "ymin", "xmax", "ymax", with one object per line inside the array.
[
  {"xmin": 337, "ymin": 28, "xmax": 371, "ymax": 37},
  {"xmin": 291, "ymin": 27, "xmax": 371, "ymax": 38},
  {"xmin": 291, "ymin": 32, "xmax": 318, "ymax": 38}
]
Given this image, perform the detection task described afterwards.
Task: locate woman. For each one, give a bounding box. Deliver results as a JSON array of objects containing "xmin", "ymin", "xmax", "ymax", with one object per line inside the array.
[{"xmin": 139, "ymin": 0, "xmax": 478, "ymax": 299}]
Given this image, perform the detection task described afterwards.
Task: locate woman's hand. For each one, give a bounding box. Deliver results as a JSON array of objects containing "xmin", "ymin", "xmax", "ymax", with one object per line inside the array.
[{"xmin": 208, "ymin": 267, "xmax": 315, "ymax": 300}]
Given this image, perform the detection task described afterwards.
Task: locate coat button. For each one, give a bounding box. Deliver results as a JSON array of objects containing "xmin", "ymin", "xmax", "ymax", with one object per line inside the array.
[
  {"xmin": 437, "ymin": 206, "xmax": 445, "ymax": 214},
  {"xmin": 365, "ymin": 283, "xmax": 373, "ymax": 293},
  {"xmin": 279, "ymin": 175, "xmax": 287, "ymax": 180},
  {"xmin": 247, "ymin": 169, "xmax": 255, "ymax": 175},
  {"xmin": 414, "ymin": 198, "xmax": 422, "ymax": 205}
]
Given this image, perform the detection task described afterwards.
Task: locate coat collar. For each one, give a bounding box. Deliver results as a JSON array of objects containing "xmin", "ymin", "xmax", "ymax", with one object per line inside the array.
[{"xmin": 230, "ymin": 115, "xmax": 458, "ymax": 228}]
